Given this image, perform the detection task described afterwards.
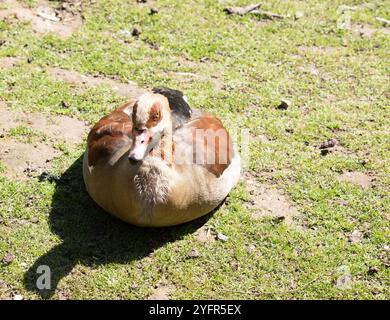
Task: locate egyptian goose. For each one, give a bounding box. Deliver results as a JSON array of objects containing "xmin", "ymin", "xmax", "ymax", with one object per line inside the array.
[{"xmin": 83, "ymin": 88, "xmax": 241, "ymax": 227}]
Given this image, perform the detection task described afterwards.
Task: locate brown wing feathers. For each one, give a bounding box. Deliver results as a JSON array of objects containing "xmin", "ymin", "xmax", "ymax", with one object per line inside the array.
[
  {"xmin": 188, "ymin": 116, "xmax": 233, "ymax": 177},
  {"xmin": 87, "ymin": 102, "xmax": 134, "ymax": 166}
]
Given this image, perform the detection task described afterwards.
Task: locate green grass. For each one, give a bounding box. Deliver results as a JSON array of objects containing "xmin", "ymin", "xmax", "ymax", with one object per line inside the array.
[{"xmin": 0, "ymin": 0, "xmax": 389, "ymax": 299}]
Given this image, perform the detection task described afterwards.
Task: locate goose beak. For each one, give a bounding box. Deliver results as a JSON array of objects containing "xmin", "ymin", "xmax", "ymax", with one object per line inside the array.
[{"xmin": 128, "ymin": 129, "xmax": 152, "ymax": 163}]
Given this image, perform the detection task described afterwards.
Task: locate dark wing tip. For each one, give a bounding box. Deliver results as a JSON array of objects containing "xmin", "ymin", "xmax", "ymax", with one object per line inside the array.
[
  {"xmin": 152, "ymin": 87, "xmax": 192, "ymax": 121},
  {"xmin": 153, "ymin": 86, "xmax": 184, "ymax": 98}
]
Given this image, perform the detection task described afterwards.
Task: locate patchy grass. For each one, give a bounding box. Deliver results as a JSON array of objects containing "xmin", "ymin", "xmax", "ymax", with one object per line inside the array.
[{"xmin": 0, "ymin": 0, "xmax": 389, "ymax": 299}]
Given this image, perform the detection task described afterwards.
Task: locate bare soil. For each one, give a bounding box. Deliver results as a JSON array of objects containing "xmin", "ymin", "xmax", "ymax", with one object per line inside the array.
[
  {"xmin": 147, "ymin": 281, "xmax": 175, "ymax": 300},
  {"xmin": 244, "ymin": 172, "xmax": 299, "ymax": 224},
  {"xmin": 0, "ymin": 101, "xmax": 88, "ymax": 145},
  {"xmin": 49, "ymin": 67, "xmax": 146, "ymax": 98},
  {"xmin": 0, "ymin": 0, "xmax": 82, "ymax": 39},
  {"xmin": 0, "ymin": 138, "xmax": 59, "ymax": 179},
  {"xmin": 0, "ymin": 56, "xmax": 22, "ymax": 69},
  {"xmin": 0, "ymin": 100, "xmax": 88, "ymax": 179},
  {"xmin": 338, "ymin": 171, "xmax": 374, "ymax": 189},
  {"xmin": 194, "ymin": 225, "xmax": 216, "ymax": 244}
]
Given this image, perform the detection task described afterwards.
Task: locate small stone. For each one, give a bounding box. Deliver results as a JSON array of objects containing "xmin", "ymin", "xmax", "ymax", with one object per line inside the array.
[
  {"xmin": 38, "ymin": 171, "xmax": 61, "ymax": 183},
  {"xmin": 348, "ymin": 230, "xmax": 363, "ymax": 243},
  {"xmin": 130, "ymin": 283, "xmax": 138, "ymax": 289},
  {"xmin": 277, "ymin": 99, "xmax": 291, "ymax": 110},
  {"xmin": 150, "ymin": 8, "xmax": 159, "ymax": 15},
  {"xmin": 2, "ymin": 252, "xmax": 15, "ymax": 265},
  {"xmin": 295, "ymin": 11, "xmax": 304, "ymax": 20},
  {"xmin": 131, "ymin": 28, "xmax": 141, "ymax": 37},
  {"xmin": 274, "ymin": 215, "xmax": 285, "ymax": 223},
  {"xmin": 200, "ymin": 57, "xmax": 208, "ymax": 63},
  {"xmin": 27, "ymin": 57, "xmax": 33, "ymax": 64},
  {"xmin": 320, "ymin": 149, "xmax": 330, "ymax": 156},
  {"xmin": 247, "ymin": 244, "xmax": 256, "ymax": 252},
  {"xmin": 26, "ymin": 197, "xmax": 34, "ymax": 207},
  {"xmin": 384, "ymin": 245, "xmax": 389, "ymax": 251},
  {"xmin": 188, "ymin": 248, "xmax": 200, "ymax": 258},
  {"xmin": 61, "ymin": 101, "xmax": 70, "ymax": 108},
  {"xmin": 319, "ymin": 138, "xmax": 338, "ymax": 149},
  {"xmin": 149, "ymin": 42, "xmax": 159, "ymax": 50},
  {"xmin": 217, "ymin": 233, "xmax": 228, "ymax": 242},
  {"xmin": 13, "ymin": 294, "xmax": 23, "ymax": 300},
  {"xmin": 30, "ymin": 217, "xmax": 39, "ymax": 223},
  {"xmin": 368, "ymin": 266, "xmax": 379, "ymax": 275}
]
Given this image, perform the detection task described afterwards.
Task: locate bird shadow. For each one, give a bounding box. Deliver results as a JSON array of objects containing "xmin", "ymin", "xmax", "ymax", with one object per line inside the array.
[{"xmin": 23, "ymin": 154, "xmax": 212, "ymax": 298}]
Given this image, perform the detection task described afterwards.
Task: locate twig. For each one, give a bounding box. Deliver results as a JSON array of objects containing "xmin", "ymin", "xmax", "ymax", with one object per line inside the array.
[
  {"xmin": 37, "ymin": 11, "xmax": 60, "ymax": 22},
  {"xmin": 224, "ymin": 3, "xmax": 261, "ymax": 16},
  {"xmin": 376, "ymin": 17, "xmax": 390, "ymax": 26},
  {"xmin": 251, "ymin": 9, "xmax": 288, "ymax": 20},
  {"xmin": 174, "ymin": 72, "xmax": 199, "ymax": 77}
]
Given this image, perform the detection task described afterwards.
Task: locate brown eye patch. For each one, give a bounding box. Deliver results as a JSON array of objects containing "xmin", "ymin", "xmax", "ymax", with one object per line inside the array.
[{"xmin": 146, "ymin": 102, "xmax": 162, "ymax": 128}]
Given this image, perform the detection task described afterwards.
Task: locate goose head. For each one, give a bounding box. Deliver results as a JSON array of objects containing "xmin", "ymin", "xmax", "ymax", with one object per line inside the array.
[{"xmin": 128, "ymin": 93, "xmax": 172, "ymax": 164}]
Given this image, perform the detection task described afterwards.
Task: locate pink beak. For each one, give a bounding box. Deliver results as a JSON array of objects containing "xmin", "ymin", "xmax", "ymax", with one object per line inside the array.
[{"xmin": 128, "ymin": 129, "xmax": 153, "ymax": 163}]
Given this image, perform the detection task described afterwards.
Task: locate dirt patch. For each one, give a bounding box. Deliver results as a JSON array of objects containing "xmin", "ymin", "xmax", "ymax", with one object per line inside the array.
[
  {"xmin": 379, "ymin": 248, "xmax": 390, "ymax": 267},
  {"xmin": 338, "ymin": 171, "xmax": 374, "ymax": 189},
  {"xmin": 348, "ymin": 229, "xmax": 363, "ymax": 243},
  {"xmin": 194, "ymin": 225, "xmax": 215, "ymax": 244},
  {"xmin": 49, "ymin": 67, "xmax": 146, "ymax": 99},
  {"xmin": 352, "ymin": 24, "xmax": 376, "ymax": 38},
  {"xmin": 57, "ymin": 288, "xmax": 71, "ymax": 300},
  {"xmin": 382, "ymin": 28, "xmax": 390, "ymax": 35},
  {"xmin": 315, "ymin": 141, "xmax": 356, "ymax": 157},
  {"xmin": 0, "ymin": 101, "xmax": 89, "ymax": 179},
  {"xmin": 298, "ymin": 63, "xmax": 320, "ymax": 76},
  {"xmin": 325, "ymin": 94, "xmax": 337, "ymax": 103},
  {"xmin": 352, "ymin": 24, "xmax": 390, "ymax": 38},
  {"xmin": 244, "ymin": 172, "xmax": 299, "ymax": 224},
  {"xmin": 0, "ymin": 0, "xmax": 82, "ymax": 39},
  {"xmin": 0, "ymin": 56, "xmax": 22, "ymax": 69},
  {"xmin": 148, "ymin": 281, "xmax": 175, "ymax": 300},
  {"xmin": 0, "ymin": 101, "xmax": 88, "ymax": 145},
  {"xmin": 0, "ymin": 138, "xmax": 59, "ymax": 179},
  {"xmin": 0, "ymin": 279, "xmax": 14, "ymax": 300}
]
